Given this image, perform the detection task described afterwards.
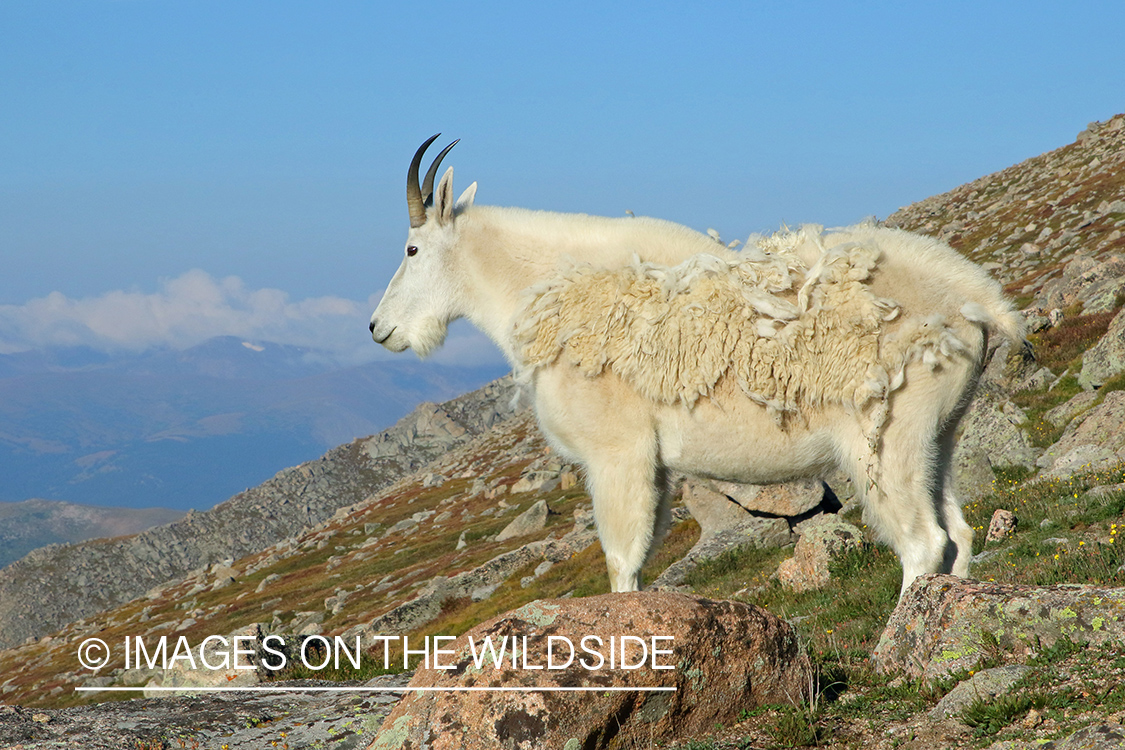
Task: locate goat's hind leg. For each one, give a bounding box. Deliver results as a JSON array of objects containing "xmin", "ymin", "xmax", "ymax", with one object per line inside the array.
[
  {"xmin": 941, "ymin": 479, "xmax": 974, "ymax": 577},
  {"xmin": 937, "ymin": 415, "xmax": 975, "ymax": 577},
  {"xmin": 852, "ymin": 417, "xmax": 949, "ymax": 596}
]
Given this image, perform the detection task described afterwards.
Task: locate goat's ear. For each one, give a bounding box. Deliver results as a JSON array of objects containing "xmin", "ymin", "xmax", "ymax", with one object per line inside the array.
[
  {"xmin": 455, "ymin": 181, "xmax": 478, "ymax": 212},
  {"xmin": 435, "ymin": 167, "xmax": 456, "ymax": 226}
]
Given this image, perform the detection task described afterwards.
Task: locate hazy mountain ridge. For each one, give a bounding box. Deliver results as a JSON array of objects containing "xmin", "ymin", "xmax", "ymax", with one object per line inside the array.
[
  {"xmin": 0, "ymin": 336, "xmax": 507, "ymax": 510},
  {"xmin": 0, "ymin": 499, "xmax": 184, "ymax": 569}
]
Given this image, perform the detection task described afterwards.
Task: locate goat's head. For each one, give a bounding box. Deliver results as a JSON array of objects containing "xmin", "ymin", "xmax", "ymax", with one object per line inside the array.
[{"xmin": 369, "ymin": 134, "xmax": 477, "ymax": 356}]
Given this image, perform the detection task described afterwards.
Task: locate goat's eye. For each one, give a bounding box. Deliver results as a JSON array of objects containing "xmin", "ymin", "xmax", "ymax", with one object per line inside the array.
[{"xmin": 406, "ymin": 245, "xmax": 418, "ymax": 257}]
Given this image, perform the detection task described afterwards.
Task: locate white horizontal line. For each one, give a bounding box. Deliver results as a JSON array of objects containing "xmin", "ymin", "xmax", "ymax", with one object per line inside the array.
[{"xmin": 75, "ymin": 686, "xmax": 678, "ymax": 693}]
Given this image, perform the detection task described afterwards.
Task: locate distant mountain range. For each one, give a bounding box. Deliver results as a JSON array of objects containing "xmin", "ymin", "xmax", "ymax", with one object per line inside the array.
[
  {"xmin": 0, "ymin": 336, "xmax": 508, "ymax": 511},
  {"xmin": 0, "ymin": 498, "xmax": 184, "ymax": 569}
]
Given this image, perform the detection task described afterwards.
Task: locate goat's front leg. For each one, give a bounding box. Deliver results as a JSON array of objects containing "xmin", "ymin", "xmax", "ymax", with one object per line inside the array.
[
  {"xmin": 532, "ymin": 368, "xmax": 665, "ymax": 592},
  {"xmin": 584, "ymin": 439, "xmax": 662, "ymax": 592}
]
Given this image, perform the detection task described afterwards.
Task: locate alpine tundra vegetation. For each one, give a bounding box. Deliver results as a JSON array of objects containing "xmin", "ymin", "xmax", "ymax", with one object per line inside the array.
[
  {"xmin": 3, "ymin": 115, "xmax": 1123, "ymax": 749},
  {"xmin": 369, "ymin": 135, "xmax": 1027, "ymax": 595}
]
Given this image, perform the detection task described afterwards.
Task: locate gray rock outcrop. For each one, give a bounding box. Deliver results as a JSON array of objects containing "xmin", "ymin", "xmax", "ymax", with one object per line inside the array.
[
  {"xmin": 649, "ymin": 514, "xmax": 791, "ymax": 590},
  {"xmin": 873, "ymin": 574, "xmax": 1125, "ymax": 681},
  {"xmin": 928, "ymin": 665, "xmax": 1032, "ymax": 720},
  {"xmin": 954, "ymin": 393, "xmax": 1040, "ymax": 496},
  {"xmin": 680, "ymin": 478, "xmax": 758, "ymax": 538},
  {"xmin": 0, "ymin": 675, "xmax": 410, "ymax": 748},
  {"xmin": 356, "ymin": 526, "xmax": 598, "ymax": 638},
  {"xmin": 1038, "ymin": 391, "xmax": 1125, "ymax": 478},
  {"xmin": 1079, "ymin": 308, "xmax": 1125, "ymax": 389},
  {"xmin": 707, "ymin": 478, "xmax": 826, "ymax": 517},
  {"xmin": 495, "ymin": 499, "xmax": 551, "ymax": 541}
]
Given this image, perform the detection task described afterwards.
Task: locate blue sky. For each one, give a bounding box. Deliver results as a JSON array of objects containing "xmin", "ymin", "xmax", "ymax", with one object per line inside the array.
[{"xmin": 2, "ymin": 1, "xmax": 1123, "ymax": 364}]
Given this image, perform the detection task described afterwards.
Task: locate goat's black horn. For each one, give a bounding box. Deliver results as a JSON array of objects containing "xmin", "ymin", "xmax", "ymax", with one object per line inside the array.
[
  {"xmin": 407, "ymin": 133, "xmax": 440, "ymax": 228},
  {"xmin": 422, "ymin": 139, "xmax": 460, "ymax": 207}
]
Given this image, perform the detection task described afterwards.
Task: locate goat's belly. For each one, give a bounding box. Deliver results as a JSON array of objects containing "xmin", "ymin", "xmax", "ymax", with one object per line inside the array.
[{"xmin": 656, "ymin": 402, "xmax": 839, "ymax": 484}]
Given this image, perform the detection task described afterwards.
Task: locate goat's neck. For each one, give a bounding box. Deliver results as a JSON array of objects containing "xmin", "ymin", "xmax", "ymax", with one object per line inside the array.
[{"xmin": 452, "ymin": 205, "xmax": 724, "ymax": 363}]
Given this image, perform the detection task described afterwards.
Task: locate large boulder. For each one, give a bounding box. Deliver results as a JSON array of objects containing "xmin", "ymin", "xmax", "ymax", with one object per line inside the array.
[
  {"xmin": 1079, "ymin": 308, "xmax": 1125, "ymax": 390},
  {"xmin": 709, "ymin": 479, "xmax": 827, "ymax": 518},
  {"xmin": 368, "ymin": 593, "xmax": 811, "ymax": 750},
  {"xmin": 1040, "ymin": 255, "xmax": 1125, "ymax": 313},
  {"xmin": 680, "ymin": 478, "xmax": 827, "ymax": 540},
  {"xmin": 496, "ymin": 499, "xmax": 551, "ymax": 541},
  {"xmin": 873, "ymin": 574, "xmax": 1125, "ymax": 681},
  {"xmin": 680, "ymin": 478, "xmax": 756, "ymax": 538},
  {"xmin": 1038, "ymin": 391, "xmax": 1125, "ymax": 478},
  {"xmin": 953, "ymin": 394, "xmax": 1039, "ymax": 497}
]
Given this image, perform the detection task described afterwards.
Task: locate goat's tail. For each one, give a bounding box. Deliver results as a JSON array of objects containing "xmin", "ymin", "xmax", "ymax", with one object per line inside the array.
[{"xmin": 960, "ymin": 300, "xmax": 1027, "ymax": 349}]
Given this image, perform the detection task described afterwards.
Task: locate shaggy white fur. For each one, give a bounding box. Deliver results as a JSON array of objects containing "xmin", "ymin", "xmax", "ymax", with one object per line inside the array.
[
  {"xmin": 514, "ymin": 226, "xmax": 971, "ymax": 442},
  {"xmin": 372, "ymin": 154, "xmax": 1026, "ymax": 597}
]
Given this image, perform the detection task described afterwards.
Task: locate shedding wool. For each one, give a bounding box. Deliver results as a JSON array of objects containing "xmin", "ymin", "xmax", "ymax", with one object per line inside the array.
[{"xmin": 513, "ymin": 226, "xmax": 973, "ymax": 430}]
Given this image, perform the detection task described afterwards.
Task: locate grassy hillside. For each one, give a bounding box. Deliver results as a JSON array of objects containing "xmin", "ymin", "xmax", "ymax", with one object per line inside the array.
[{"xmin": 1, "ymin": 115, "xmax": 1124, "ymax": 749}]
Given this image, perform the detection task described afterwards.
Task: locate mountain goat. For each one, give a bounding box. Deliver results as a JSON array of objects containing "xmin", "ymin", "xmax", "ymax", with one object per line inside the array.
[{"xmin": 369, "ymin": 135, "xmax": 1025, "ymax": 596}]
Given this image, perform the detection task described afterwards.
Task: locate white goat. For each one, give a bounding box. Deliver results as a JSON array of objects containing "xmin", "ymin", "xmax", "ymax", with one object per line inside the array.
[{"xmin": 370, "ymin": 135, "xmax": 1025, "ymax": 595}]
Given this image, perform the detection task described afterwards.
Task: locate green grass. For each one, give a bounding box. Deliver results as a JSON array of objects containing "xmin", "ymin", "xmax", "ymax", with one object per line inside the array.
[
  {"xmin": 652, "ymin": 461, "xmax": 1125, "ymax": 749},
  {"xmin": 682, "ymin": 543, "xmax": 787, "ymax": 597},
  {"xmin": 1011, "ymin": 374, "xmax": 1084, "ymax": 448},
  {"xmin": 961, "ymin": 692, "xmax": 1039, "ymax": 737},
  {"xmin": 1028, "ymin": 307, "xmax": 1119, "ymax": 373},
  {"xmin": 963, "ymin": 464, "xmax": 1125, "ymax": 587},
  {"xmin": 1027, "ymin": 636, "xmax": 1084, "ymax": 667},
  {"xmin": 764, "ymin": 705, "xmax": 827, "ymax": 747},
  {"xmin": 1093, "ymin": 370, "xmax": 1125, "ymax": 402}
]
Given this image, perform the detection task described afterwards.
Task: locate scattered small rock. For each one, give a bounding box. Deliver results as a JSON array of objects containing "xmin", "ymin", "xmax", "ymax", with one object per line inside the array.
[
  {"xmin": 986, "ymin": 509, "xmax": 1018, "ymax": 542},
  {"xmin": 928, "ymin": 665, "xmax": 1032, "ymax": 720},
  {"xmin": 421, "ymin": 473, "xmax": 446, "ymax": 488},
  {"xmin": 777, "ymin": 516, "xmax": 865, "ymax": 593},
  {"xmin": 495, "ymin": 500, "xmax": 551, "ymax": 542},
  {"xmin": 511, "ymin": 471, "xmax": 560, "ymax": 494}
]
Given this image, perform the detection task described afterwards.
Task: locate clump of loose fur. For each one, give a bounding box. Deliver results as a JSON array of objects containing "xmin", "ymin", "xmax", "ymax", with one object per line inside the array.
[{"xmin": 514, "ymin": 226, "xmax": 973, "ymax": 431}]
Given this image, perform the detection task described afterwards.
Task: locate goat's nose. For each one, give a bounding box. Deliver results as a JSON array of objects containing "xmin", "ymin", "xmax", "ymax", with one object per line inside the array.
[{"xmin": 369, "ymin": 320, "xmax": 376, "ymax": 333}]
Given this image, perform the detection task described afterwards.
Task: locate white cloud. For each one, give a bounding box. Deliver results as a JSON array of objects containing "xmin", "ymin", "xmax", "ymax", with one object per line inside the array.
[{"xmin": 0, "ymin": 270, "xmax": 506, "ymax": 367}]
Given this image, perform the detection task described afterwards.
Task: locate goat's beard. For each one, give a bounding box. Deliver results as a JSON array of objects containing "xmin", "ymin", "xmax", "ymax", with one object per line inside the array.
[{"xmin": 411, "ymin": 317, "xmax": 449, "ymax": 358}]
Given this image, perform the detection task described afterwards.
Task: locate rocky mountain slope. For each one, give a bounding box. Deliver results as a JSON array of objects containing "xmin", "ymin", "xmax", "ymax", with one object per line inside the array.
[
  {"xmin": 0, "ymin": 377, "xmax": 523, "ymax": 649},
  {"xmin": 887, "ymin": 116, "xmax": 1125, "ymax": 306},
  {"xmin": 1, "ymin": 114, "xmax": 1124, "ymax": 749}
]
